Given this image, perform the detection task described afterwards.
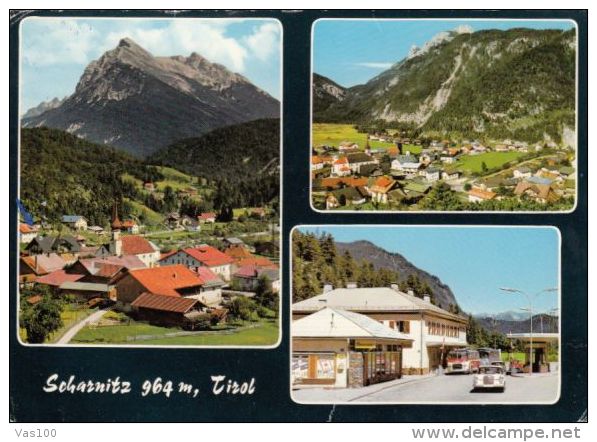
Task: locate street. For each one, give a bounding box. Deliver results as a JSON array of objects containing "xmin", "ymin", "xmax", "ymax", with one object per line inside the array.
[{"xmin": 292, "ymin": 373, "xmax": 559, "ymax": 404}]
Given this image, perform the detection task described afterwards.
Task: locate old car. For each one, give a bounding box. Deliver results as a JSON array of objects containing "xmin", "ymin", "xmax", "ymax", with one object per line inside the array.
[{"xmin": 472, "ymin": 365, "xmax": 506, "ymax": 392}]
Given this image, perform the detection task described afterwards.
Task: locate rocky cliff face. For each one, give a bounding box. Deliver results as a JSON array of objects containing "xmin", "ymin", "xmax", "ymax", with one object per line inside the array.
[
  {"xmin": 314, "ymin": 27, "xmax": 576, "ymax": 145},
  {"xmin": 313, "ymin": 73, "xmax": 347, "ymax": 113},
  {"xmin": 22, "ymin": 38, "xmax": 279, "ymax": 157},
  {"xmin": 336, "ymin": 240, "xmax": 460, "ymax": 310}
]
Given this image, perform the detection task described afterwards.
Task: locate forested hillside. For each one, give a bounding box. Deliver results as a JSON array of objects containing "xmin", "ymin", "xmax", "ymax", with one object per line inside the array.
[
  {"xmin": 315, "ymin": 28, "xmax": 576, "ymax": 145},
  {"xmin": 20, "ymin": 127, "xmax": 162, "ymax": 226}
]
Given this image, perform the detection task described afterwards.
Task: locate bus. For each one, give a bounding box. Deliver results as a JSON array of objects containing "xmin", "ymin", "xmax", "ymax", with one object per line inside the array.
[{"xmin": 446, "ymin": 348, "xmax": 481, "ymax": 374}]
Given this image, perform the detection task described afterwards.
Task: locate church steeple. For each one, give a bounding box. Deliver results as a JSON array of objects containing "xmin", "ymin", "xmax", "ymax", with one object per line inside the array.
[{"xmin": 111, "ymin": 201, "xmax": 123, "ymax": 231}]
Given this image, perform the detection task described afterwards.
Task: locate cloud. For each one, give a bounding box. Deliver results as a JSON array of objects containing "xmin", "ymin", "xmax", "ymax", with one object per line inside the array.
[
  {"xmin": 22, "ymin": 19, "xmax": 96, "ymax": 66},
  {"xmin": 22, "ymin": 19, "xmax": 279, "ymax": 73},
  {"xmin": 242, "ymin": 22, "xmax": 280, "ymax": 61},
  {"xmin": 354, "ymin": 62, "xmax": 394, "ymax": 69}
]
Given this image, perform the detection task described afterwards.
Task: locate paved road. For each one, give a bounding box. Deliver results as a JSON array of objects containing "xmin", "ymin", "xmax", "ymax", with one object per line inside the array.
[
  {"xmin": 293, "ymin": 373, "xmax": 559, "ymax": 404},
  {"xmin": 56, "ymin": 307, "xmax": 112, "ymax": 345}
]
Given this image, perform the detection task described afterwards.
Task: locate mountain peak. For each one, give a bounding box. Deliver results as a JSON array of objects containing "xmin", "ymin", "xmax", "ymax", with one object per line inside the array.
[{"xmin": 117, "ymin": 37, "xmax": 137, "ymax": 48}]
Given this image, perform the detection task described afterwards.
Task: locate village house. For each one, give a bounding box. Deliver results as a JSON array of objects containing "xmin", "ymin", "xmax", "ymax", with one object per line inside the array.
[
  {"xmin": 292, "ymin": 307, "xmax": 413, "ymax": 388},
  {"xmin": 19, "ymin": 254, "xmax": 67, "ymax": 287},
  {"xmin": 391, "ymin": 154, "xmax": 421, "ymax": 177},
  {"xmin": 402, "ymin": 181, "xmax": 431, "ymax": 203},
  {"xmin": 514, "ymin": 180, "xmax": 560, "ymax": 204},
  {"xmin": 513, "ymin": 166, "xmax": 532, "ymax": 179},
  {"xmin": 422, "ymin": 167, "xmax": 440, "ymax": 182},
  {"xmin": 159, "ymin": 245, "xmax": 234, "ymax": 281},
  {"xmin": 338, "ymin": 141, "xmax": 359, "ymax": 152},
  {"xmin": 332, "ymin": 157, "xmax": 351, "ymax": 177},
  {"xmin": 19, "ymin": 223, "xmax": 38, "ymax": 244},
  {"xmin": 313, "ymin": 177, "xmax": 369, "ymax": 192},
  {"xmin": 368, "ymin": 176, "xmax": 396, "ymax": 204},
  {"xmin": 440, "ymin": 155, "xmax": 456, "ymax": 164},
  {"xmin": 198, "ymin": 212, "xmax": 217, "ymax": 224},
  {"xmin": 232, "ymin": 265, "xmax": 280, "ymax": 294},
  {"xmin": 358, "ymin": 164, "xmax": 384, "ymax": 177},
  {"xmin": 326, "ymin": 187, "xmax": 368, "ymax": 209},
  {"xmin": 25, "ymin": 235, "xmax": 81, "ymax": 257},
  {"xmin": 96, "ymin": 232, "xmax": 160, "ymax": 268},
  {"xmin": 194, "ymin": 267, "xmax": 226, "ymax": 307},
  {"xmin": 346, "ymin": 152, "xmax": 377, "ymax": 174},
  {"xmin": 223, "ymin": 237, "xmax": 246, "ymax": 249},
  {"xmin": 441, "ymin": 170, "xmax": 460, "ymax": 181},
  {"xmin": 114, "ymin": 264, "xmax": 207, "ymax": 310},
  {"xmin": 292, "ymin": 286, "xmax": 468, "ymax": 377},
  {"xmin": 467, "ymin": 187, "xmax": 497, "ymax": 203},
  {"xmin": 87, "ymin": 225, "xmax": 105, "ymax": 235},
  {"xmin": 121, "ymin": 220, "xmax": 139, "ymax": 234},
  {"xmin": 61, "ymin": 215, "xmax": 88, "ymax": 231},
  {"xmin": 129, "ymin": 293, "xmax": 205, "ymax": 328}
]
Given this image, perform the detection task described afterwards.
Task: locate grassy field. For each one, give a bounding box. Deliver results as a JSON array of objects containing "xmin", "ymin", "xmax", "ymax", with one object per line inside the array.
[
  {"xmin": 47, "ymin": 304, "xmax": 94, "ymax": 343},
  {"xmin": 312, "ymin": 123, "xmax": 396, "ymax": 150},
  {"xmin": 124, "ymin": 197, "xmax": 164, "ymax": 226},
  {"xmin": 451, "ymin": 151, "xmax": 526, "ymax": 174},
  {"xmin": 71, "ymin": 318, "xmax": 279, "ymax": 346}
]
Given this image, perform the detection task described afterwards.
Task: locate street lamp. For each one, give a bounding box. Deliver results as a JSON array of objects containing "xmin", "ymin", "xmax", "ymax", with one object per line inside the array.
[{"xmin": 500, "ymin": 287, "xmax": 558, "ymax": 376}]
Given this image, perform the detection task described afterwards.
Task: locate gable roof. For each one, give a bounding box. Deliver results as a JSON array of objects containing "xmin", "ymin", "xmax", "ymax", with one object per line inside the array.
[
  {"xmin": 131, "ymin": 292, "xmax": 198, "ymax": 314},
  {"xmin": 236, "ymin": 256, "xmax": 278, "ymax": 269},
  {"xmin": 36, "ymin": 269, "xmax": 84, "ymax": 287},
  {"xmin": 292, "ymin": 287, "xmax": 465, "ymax": 322},
  {"xmin": 195, "ymin": 267, "xmax": 225, "ymax": 287},
  {"xmin": 127, "ymin": 265, "xmax": 205, "ymax": 297},
  {"xmin": 121, "ymin": 235, "xmax": 158, "ymax": 255},
  {"xmin": 198, "ymin": 212, "xmax": 217, "ymax": 220},
  {"xmin": 347, "ymin": 153, "xmax": 375, "ymax": 164},
  {"xmin": 394, "ymin": 154, "xmax": 419, "ymax": 164},
  {"xmin": 181, "ymin": 245, "xmax": 234, "ymax": 267},
  {"xmin": 224, "ymin": 246, "xmax": 254, "ymax": 260},
  {"xmin": 292, "ymin": 307, "xmax": 412, "ymax": 341},
  {"xmin": 21, "ymin": 253, "xmax": 66, "ymax": 274},
  {"xmin": 468, "ymin": 188, "xmax": 496, "ymax": 200},
  {"xmin": 19, "ymin": 223, "xmax": 36, "ymax": 234},
  {"xmin": 26, "ymin": 235, "xmax": 81, "ymax": 254}
]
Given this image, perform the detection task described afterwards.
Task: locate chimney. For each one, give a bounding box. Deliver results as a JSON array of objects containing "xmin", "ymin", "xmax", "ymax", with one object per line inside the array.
[
  {"xmin": 423, "ymin": 294, "xmax": 431, "ymax": 303},
  {"xmin": 323, "ymin": 284, "xmax": 333, "ymax": 293},
  {"xmin": 407, "ymin": 290, "xmax": 415, "ymax": 297},
  {"xmin": 346, "ymin": 282, "xmax": 357, "ymax": 289}
]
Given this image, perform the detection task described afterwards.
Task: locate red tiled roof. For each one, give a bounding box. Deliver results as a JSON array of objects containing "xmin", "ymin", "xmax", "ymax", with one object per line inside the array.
[
  {"xmin": 26, "ymin": 295, "xmax": 42, "ymax": 305},
  {"xmin": 334, "ymin": 157, "xmax": 348, "ymax": 165},
  {"xmin": 121, "ymin": 220, "xmax": 137, "ymax": 228},
  {"xmin": 184, "ymin": 245, "xmax": 234, "ymax": 267},
  {"xmin": 234, "ymin": 265, "xmax": 260, "ymax": 278},
  {"xmin": 21, "ymin": 256, "xmax": 47, "ymax": 275},
  {"xmin": 198, "ymin": 212, "xmax": 216, "ymax": 220},
  {"xmin": 195, "ymin": 267, "xmax": 223, "ymax": 284},
  {"xmin": 21, "ymin": 254, "xmax": 65, "ymax": 274},
  {"xmin": 468, "ymin": 188, "xmax": 496, "ymax": 200},
  {"xmin": 121, "ymin": 235, "xmax": 156, "ymax": 255},
  {"xmin": 374, "ymin": 176, "xmax": 394, "ymax": 189},
  {"xmin": 236, "ymin": 256, "xmax": 278, "ymax": 269},
  {"xmin": 224, "ymin": 247, "xmax": 254, "ymax": 260},
  {"xmin": 131, "ymin": 292, "xmax": 198, "ymax": 313},
  {"xmin": 128, "ymin": 265, "xmax": 204, "ymax": 297},
  {"xmin": 319, "ymin": 177, "xmax": 368, "ymax": 189},
  {"xmin": 19, "ymin": 223, "xmax": 35, "ymax": 234},
  {"xmin": 36, "ymin": 269, "xmax": 84, "ymax": 287}
]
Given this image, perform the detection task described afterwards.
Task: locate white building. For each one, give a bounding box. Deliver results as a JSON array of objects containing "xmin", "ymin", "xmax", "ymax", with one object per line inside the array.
[{"xmin": 293, "ymin": 287, "xmax": 468, "ymax": 375}]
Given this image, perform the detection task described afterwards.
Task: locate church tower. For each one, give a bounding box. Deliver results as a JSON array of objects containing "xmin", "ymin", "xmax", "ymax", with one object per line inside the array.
[{"xmin": 109, "ymin": 201, "xmax": 123, "ymax": 256}]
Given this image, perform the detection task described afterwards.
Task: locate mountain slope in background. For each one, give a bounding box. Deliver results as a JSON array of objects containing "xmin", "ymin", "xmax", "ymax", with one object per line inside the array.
[
  {"xmin": 148, "ymin": 118, "xmax": 279, "ymax": 182},
  {"xmin": 20, "ymin": 127, "xmax": 161, "ymax": 226},
  {"xmin": 336, "ymin": 240, "xmax": 459, "ymax": 310},
  {"xmin": 22, "ymin": 38, "xmax": 280, "ymax": 157},
  {"xmin": 312, "ymin": 73, "xmax": 347, "ymax": 114},
  {"xmin": 22, "ymin": 97, "xmax": 66, "ymax": 119},
  {"xmin": 314, "ymin": 27, "xmax": 576, "ymax": 145},
  {"xmin": 477, "ymin": 314, "xmax": 559, "ymax": 334}
]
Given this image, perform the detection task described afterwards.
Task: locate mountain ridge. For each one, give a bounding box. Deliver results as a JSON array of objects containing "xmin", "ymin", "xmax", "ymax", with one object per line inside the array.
[
  {"xmin": 22, "ymin": 37, "xmax": 279, "ymax": 157},
  {"xmin": 314, "ymin": 27, "xmax": 576, "ymax": 145},
  {"xmin": 335, "ymin": 239, "xmax": 460, "ymax": 311}
]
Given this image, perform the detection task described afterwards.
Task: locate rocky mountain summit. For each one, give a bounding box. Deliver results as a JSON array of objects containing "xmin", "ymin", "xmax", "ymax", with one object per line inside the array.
[{"xmin": 23, "ymin": 38, "xmax": 279, "ymax": 157}]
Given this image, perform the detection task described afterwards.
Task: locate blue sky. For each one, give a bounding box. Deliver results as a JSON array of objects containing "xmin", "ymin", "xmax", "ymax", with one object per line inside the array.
[
  {"xmin": 313, "ymin": 19, "xmax": 576, "ymax": 87},
  {"xmin": 298, "ymin": 226, "xmax": 560, "ymax": 315},
  {"xmin": 20, "ymin": 17, "xmax": 281, "ymax": 112}
]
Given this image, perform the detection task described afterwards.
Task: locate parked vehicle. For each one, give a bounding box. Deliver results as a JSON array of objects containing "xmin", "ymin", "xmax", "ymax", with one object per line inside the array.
[
  {"xmin": 446, "ymin": 348, "xmax": 480, "ymax": 374},
  {"xmin": 478, "ymin": 347, "xmax": 502, "ymax": 365},
  {"xmin": 472, "ymin": 365, "xmax": 506, "ymax": 392}
]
